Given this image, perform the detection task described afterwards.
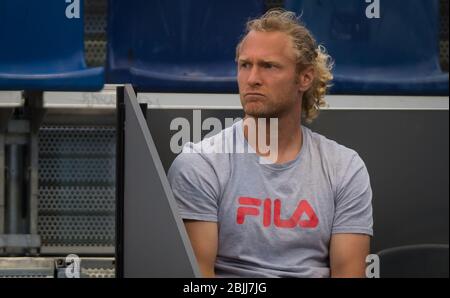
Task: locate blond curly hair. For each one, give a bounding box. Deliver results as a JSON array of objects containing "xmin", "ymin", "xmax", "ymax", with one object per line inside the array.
[{"xmin": 236, "ymin": 9, "xmax": 333, "ymax": 123}]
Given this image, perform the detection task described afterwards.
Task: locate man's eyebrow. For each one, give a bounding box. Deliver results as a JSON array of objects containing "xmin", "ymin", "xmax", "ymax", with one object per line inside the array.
[
  {"xmin": 259, "ymin": 60, "xmax": 283, "ymax": 66},
  {"xmin": 238, "ymin": 58, "xmax": 282, "ymax": 65},
  {"xmin": 237, "ymin": 58, "xmax": 250, "ymax": 63}
]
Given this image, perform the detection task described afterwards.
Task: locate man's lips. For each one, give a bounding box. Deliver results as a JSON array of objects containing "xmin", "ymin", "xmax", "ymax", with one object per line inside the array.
[{"xmin": 244, "ymin": 93, "xmax": 265, "ymax": 98}]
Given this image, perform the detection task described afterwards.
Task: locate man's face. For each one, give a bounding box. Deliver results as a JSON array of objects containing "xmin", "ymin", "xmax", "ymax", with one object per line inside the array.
[{"xmin": 237, "ymin": 30, "xmax": 301, "ymax": 118}]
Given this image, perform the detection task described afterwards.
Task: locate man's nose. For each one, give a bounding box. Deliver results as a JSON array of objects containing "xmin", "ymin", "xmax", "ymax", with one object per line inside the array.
[{"xmin": 247, "ymin": 66, "xmax": 262, "ymax": 87}]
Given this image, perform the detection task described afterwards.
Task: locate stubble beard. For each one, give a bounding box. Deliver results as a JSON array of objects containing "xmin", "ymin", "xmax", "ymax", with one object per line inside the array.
[{"xmin": 242, "ymin": 97, "xmax": 294, "ymax": 120}]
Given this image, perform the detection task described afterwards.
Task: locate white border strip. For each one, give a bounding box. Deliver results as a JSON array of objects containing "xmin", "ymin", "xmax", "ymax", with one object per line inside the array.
[
  {"xmin": 138, "ymin": 93, "xmax": 449, "ymax": 110},
  {"xmin": 43, "ymin": 85, "xmax": 119, "ymax": 109},
  {"xmin": 138, "ymin": 93, "xmax": 242, "ymax": 109},
  {"xmin": 328, "ymin": 95, "xmax": 449, "ymax": 110},
  {"xmin": 43, "ymin": 90, "xmax": 116, "ymax": 109},
  {"xmin": 43, "ymin": 86, "xmax": 449, "ymax": 110},
  {"xmin": 0, "ymin": 91, "xmax": 24, "ymax": 108}
]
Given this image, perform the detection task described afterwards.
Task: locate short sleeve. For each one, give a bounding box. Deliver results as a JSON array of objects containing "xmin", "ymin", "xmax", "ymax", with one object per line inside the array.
[
  {"xmin": 167, "ymin": 144, "xmax": 220, "ymax": 222},
  {"xmin": 332, "ymin": 154, "xmax": 373, "ymax": 236}
]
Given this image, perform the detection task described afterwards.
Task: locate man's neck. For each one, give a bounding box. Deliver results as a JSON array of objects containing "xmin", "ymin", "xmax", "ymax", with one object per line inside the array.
[{"xmin": 243, "ymin": 113, "xmax": 303, "ymax": 164}]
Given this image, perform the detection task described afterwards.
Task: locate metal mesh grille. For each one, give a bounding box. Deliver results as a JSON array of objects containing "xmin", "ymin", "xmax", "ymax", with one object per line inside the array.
[
  {"xmin": 85, "ymin": 14, "xmax": 106, "ymax": 35},
  {"xmin": 39, "ymin": 158, "xmax": 114, "ymax": 184},
  {"xmin": 39, "ymin": 126, "xmax": 115, "ymax": 155},
  {"xmin": 85, "ymin": 0, "xmax": 107, "ymax": 67},
  {"xmin": 39, "ymin": 187, "xmax": 114, "ymax": 213},
  {"xmin": 80, "ymin": 258, "xmax": 115, "ymax": 278},
  {"xmin": 85, "ymin": 40, "xmax": 107, "ymax": 67},
  {"xmin": 38, "ymin": 216, "xmax": 114, "ymax": 246},
  {"xmin": 82, "ymin": 267, "xmax": 115, "ymax": 278},
  {"xmin": 38, "ymin": 126, "xmax": 115, "ymax": 248}
]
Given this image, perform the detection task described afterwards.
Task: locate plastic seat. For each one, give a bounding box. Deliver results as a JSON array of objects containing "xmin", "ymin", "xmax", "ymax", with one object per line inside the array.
[
  {"xmin": 285, "ymin": 0, "xmax": 449, "ymax": 95},
  {"xmin": 107, "ymin": 0, "xmax": 265, "ymax": 92},
  {"xmin": 105, "ymin": 0, "xmax": 135, "ymax": 84},
  {"xmin": 0, "ymin": 0, "xmax": 104, "ymax": 91},
  {"xmin": 378, "ymin": 244, "xmax": 449, "ymax": 278}
]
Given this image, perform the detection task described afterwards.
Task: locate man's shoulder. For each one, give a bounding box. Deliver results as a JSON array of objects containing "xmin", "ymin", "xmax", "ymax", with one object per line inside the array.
[
  {"xmin": 182, "ymin": 121, "xmax": 239, "ymax": 155},
  {"xmin": 169, "ymin": 123, "xmax": 238, "ymax": 174},
  {"xmin": 304, "ymin": 126, "xmax": 370, "ymax": 195},
  {"xmin": 304, "ymin": 126, "xmax": 360, "ymax": 163}
]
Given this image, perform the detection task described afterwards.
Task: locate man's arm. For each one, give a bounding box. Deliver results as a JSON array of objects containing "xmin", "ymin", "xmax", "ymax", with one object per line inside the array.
[
  {"xmin": 329, "ymin": 233, "xmax": 370, "ymax": 278},
  {"xmin": 184, "ymin": 220, "xmax": 218, "ymax": 278}
]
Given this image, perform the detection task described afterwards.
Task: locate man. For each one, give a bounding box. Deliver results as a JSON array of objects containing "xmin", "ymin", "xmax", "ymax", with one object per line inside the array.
[{"xmin": 168, "ymin": 10, "xmax": 373, "ymax": 278}]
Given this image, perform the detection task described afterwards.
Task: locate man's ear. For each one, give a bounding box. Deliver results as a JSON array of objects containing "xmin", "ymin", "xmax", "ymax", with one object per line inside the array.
[{"xmin": 297, "ymin": 65, "xmax": 314, "ymax": 92}]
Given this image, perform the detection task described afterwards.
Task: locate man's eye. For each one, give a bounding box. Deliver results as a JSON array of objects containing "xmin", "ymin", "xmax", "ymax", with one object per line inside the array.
[{"xmin": 240, "ymin": 63, "xmax": 250, "ymax": 69}]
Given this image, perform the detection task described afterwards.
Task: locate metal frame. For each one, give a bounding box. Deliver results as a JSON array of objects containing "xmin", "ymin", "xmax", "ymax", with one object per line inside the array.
[
  {"xmin": 0, "ymin": 110, "xmax": 13, "ymax": 240},
  {"xmin": 26, "ymin": 92, "xmax": 46, "ymax": 250},
  {"xmin": 115, "ymin": 86, "xmax": 124, "ymax": 277},
  {"xmin": 0, "ymin": 91, "xmax": 43, "ymax": 255}
]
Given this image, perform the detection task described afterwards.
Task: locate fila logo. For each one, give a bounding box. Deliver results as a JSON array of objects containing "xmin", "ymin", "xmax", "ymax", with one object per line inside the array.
[{"xmin": 236, "ymin": 197, "xmax": 319, "ymax": 228}]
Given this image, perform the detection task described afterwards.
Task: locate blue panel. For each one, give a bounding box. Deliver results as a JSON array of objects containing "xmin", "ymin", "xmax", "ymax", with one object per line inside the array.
[
  {"xmin": 0, "ymin": 0, "xmax": 104, "ymax": 91},
  {"xmin": 285, "ymin": 0, "xmax": 448, "ymax": 95},
  {"xmin": 107, "ymin": 0, "xmax": 265, "ymax": 92}
]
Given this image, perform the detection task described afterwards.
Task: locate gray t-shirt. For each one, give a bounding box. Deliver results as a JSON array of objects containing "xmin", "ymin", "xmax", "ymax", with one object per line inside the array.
[{"xmin": 168, "ymin": 120, "xmax": 373, "ymax": 278}]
